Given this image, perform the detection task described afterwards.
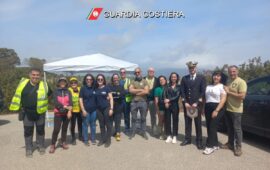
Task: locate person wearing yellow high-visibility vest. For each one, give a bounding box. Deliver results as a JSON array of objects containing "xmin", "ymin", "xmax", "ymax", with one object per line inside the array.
[
  {"xmin": 119, "ymin": 68, "xmax": 132, "ymax": 133},
  {"xmin": 9, "ymin": 68, "xmax": 51, "ymax": 158},
  {"xmin": 68, "ymin": 77, "xmax": 82, "ymax": 145}
]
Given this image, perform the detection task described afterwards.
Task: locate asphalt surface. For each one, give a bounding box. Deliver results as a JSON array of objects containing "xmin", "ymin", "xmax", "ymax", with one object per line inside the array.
[{"xmin": 0, "ymin": 113, "xmax": 269, "ymax": 170}]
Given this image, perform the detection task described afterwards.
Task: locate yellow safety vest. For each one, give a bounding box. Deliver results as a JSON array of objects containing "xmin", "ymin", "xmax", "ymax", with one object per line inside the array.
[
  {"xmin": 123, "ymin": 78, "xmax": 132, "ymax": 103},
  {"xmin": 9, "ymin": 78, "xmax": 48, "ymax": 114},
  {"xmin": 68, "ymin": 87, "xmax": 81, "ymax": 113}
]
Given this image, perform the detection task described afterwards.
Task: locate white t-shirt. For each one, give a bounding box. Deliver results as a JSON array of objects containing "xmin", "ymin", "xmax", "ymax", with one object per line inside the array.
[{"xmin": 205, "ymin": 84, "xmax": 226, "ymax": 103}]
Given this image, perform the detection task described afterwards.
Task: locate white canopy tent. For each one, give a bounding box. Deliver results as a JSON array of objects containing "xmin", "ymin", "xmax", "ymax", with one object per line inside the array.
[{"xmin": 43, "ymin": 53, "xmax": 138, "ymax": 73}]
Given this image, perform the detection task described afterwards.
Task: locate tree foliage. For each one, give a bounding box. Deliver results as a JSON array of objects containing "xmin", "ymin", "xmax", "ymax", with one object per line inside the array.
[
  {"xmin": 0, "ymin": 48, "xmax": 20, "ymax": 70},
  {"xmin": 28, "ymin": 57, "xmax": 46, "ymax": 70}
]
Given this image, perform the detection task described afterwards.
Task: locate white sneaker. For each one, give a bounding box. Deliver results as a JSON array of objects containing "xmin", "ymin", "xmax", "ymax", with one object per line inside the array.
[
  {"xmin": 165, "ymin": 136, "xmax": 172, "ymax": 143},
  {"xmin": 203, "ymin": 147, "xmax": 215, "ymax": 155},
  {"xmin": 172, "ymin": 136, "xmax": 177, "ymax": 144},
  {"xmin": 213, "ymin": 146, "xmax": 220, "ymax": 150}
]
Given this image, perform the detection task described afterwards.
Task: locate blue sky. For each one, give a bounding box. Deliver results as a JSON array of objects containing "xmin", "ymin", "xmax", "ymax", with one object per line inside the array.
[{"xmin": 0, "ymin": 0, "xmax": 270, "ymax": 75}]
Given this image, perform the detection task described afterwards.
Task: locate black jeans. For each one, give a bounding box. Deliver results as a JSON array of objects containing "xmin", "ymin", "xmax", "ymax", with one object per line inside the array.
[
  {"xmin": 51, "ymin": 116, "xmax": 70, "ymax": 145},
  {"xmin": 205, "ymin": 103, "xmax": 224, "ymax": 147},
  {"xmin": 225, "ymin": 111, "xmax": 243, "ymax": 148},
  {"xmin": 183, "ymin": 102, "xmax": 203, "ymax": 143},
  {"xmin": 165, "ymin": 105, "xmax": 179, "ymax": 136},
  {"xmin": 70, "ymin": 112, "xmax": 82, "ymax": 139},
  {"xmin": 112, "ymin": 103, "xmax": 123, "ymax": 134},
  {"xmin": 97, "ymin": 107, "xmax": 112, "ymax": 143}
]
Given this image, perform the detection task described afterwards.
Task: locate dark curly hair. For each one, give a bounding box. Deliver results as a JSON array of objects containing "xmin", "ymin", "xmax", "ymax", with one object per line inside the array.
[
  {"xmin": 82, "ymin": 74, "xmax": 95, "ymax": 86},
  {"xmin": 169, "ymin": 72, "xmax": 180, "ymax": 85},
  {"xmin": 157, "ymin": 75, "xmax": 167, "ymax": 87}
]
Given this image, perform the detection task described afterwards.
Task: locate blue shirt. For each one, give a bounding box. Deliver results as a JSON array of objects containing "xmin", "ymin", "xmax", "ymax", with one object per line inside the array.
[
  {"xmin": 95, "ymin": 85, "xmax": 111, "ymax": 110},
  {"xmin": 79, "ymin": 86, "xmax": 96, "ymax": 113}
]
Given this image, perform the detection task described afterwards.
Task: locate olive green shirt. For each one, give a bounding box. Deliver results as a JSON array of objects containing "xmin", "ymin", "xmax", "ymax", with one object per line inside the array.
[
  {"xmin": 131, "ymin": 79, "xmax": 149, "ymax": 102},
  {"xmin": 226, "ymin": 77, "xmax": 247, "ymax": 113}
]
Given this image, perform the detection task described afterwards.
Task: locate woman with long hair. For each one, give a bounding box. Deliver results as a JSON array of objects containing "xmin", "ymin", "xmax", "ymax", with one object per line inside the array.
[
  {"xmin": 164, "ymin": 72, "xmax": 181, "ymax": 144},
  {"xmin": 95, "ymin": 74, "xmax": 114, "ymax": 147}
]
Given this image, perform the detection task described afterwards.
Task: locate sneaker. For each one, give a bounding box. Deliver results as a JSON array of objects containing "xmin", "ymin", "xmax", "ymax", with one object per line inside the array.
[
  {"xmin": 203, "ymin": 147, "xmax": 215, "ymax": 155},
  {"xmin": 172, "ymin": 136, "xmax": 177, "ymax": 144},
  {"xmin": 234, "ymin": 146, "xmax": 242, "ymax": 156},
  {"xmin": 62, "ymin": 143, "xmax": 69, "ymax": 150},
  {"xmin": 220, "ymin": 143, "xmax": 233, "ymax": 150},
  {"xmin": 26, "ymin": 150, "xmax": 33, "ymax": 158},
  {"xmin": 115, "ymin": 133, "xmax": 121, "ymax": 141},
  {"xmin": 38, "ymin": 147, "xmax": 46, "ymax": 155},
  {"xmin": 142, "ymin": 133, "xmax": 148, "ymax": 140},
  {"xmin": 165, "ymin": 136, "xmax": 172, "ymax": 143},
  {"xmin": 49, "ymin": 145, "xmax": 55, "ymax": 154},
  {"xmin": 213, "ymin": 146, "xmax": 220, "ymax": 150},
  {"xmin": 84, "ymin": 141, "xmax": 90, "ymax": 146}
]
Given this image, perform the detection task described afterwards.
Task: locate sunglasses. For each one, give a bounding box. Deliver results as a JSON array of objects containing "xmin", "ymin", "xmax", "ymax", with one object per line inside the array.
[
  {"xmin": 71, "ymin": 82, "xmax": 78, "ymax": 84},
  {"xmin": 97, "ymin": 78, "xmax": 104, "ymax": 81},
  {"xmin": 135, "ymin": 71, "xmax": 140, "ymax": 74}
]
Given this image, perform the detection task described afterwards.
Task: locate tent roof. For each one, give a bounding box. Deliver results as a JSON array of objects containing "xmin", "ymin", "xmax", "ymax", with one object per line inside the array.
[{"xmin": 43, "ymin": 53, "xmax": 138, "ymax": 73}]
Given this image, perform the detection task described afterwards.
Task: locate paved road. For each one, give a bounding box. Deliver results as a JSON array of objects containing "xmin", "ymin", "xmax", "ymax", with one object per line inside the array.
[{"xmin": 0, "ymin": 113, "xmax": 269, "ymax": 170}]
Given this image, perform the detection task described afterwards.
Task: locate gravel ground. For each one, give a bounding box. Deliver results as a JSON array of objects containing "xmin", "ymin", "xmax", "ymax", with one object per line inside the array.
[{"xmin": 0, "ymin": 112, "xmax": 269, "ymax": 170}]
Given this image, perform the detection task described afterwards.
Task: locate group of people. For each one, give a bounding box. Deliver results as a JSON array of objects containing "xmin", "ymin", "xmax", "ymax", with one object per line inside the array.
[{"xmin": 9, "ymin": 61, "xmax": 247, "ymax": 158}]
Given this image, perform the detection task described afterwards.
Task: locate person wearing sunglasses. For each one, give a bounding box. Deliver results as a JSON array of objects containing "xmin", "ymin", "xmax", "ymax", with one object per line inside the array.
[
  {"xmin": 68, "ymin": 76, "xmax": 82, "ymax": 145},
  {"xmin": 109, "ymin": 73, "xmax": 125, "ymax": 141},
  {"xmin": 79, "ymin": 74, "xmax": 97, "ymax": 146},
  {"xmin": 129, "ymin": 67, "xmax": 149, "ymax": 140},
  {"xmin": 95, "ymin": 74, "xmax": 114, "ymax": 147}
]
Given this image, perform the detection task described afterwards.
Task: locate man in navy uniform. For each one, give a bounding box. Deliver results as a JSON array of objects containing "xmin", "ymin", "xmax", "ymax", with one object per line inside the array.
[{"xmin": 180, "ymin": 61, "xmax": 206, "ymax": 150}]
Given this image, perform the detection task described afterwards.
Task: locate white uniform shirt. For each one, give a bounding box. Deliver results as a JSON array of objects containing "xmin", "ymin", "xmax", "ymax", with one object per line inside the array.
[{"xmin": 205, "ymin": 84, "xmax": 226, "ymax": 103}]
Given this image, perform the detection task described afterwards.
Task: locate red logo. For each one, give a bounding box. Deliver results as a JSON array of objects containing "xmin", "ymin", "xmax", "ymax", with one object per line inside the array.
[{"xmin": 87, "ymin": 8, "xmax": 103, "ymax": 20}]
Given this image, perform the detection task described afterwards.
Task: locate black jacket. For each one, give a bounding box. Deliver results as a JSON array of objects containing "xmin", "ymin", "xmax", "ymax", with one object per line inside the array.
[
  {"xmin": 163, "ymin": 84, "xmax": 181, "ymax": 108},
  {"xmin": 180, "ymin": 74, "xmax": 206, "ymax": 105}
]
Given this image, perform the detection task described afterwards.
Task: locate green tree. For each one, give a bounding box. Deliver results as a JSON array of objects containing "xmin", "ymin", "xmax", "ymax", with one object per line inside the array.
[
  {"xmin": 28, "ymin": 57, "xmax": 46, "ymax": 70},
  {"xmin": 0, "ymin": 48, "xmax": 20, "ymax": 70}
]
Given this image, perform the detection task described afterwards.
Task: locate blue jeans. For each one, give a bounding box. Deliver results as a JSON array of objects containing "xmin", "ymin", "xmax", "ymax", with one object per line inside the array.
[
  {"xmin": 82, "ymin": 111, "xmax": 96, "ymax": 142},
  {"xmin": 123, "ymin": 101, "xmax": 131, "ymax": 130}
]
